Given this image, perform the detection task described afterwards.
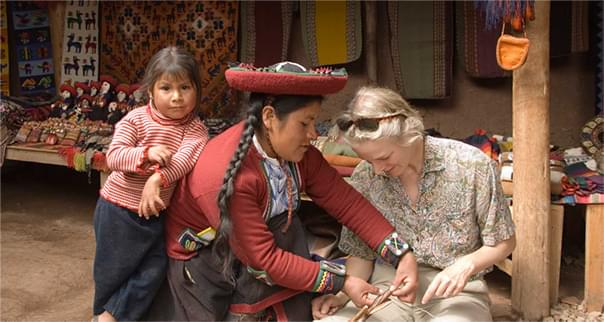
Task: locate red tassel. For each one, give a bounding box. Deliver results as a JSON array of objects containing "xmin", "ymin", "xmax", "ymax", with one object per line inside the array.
[
  {"xmin": 92, "ymin": 152, "xmax": 110, "ymax": 172},
  {"xmin": 58, "ymin": 147, "xmax": 77, "ymax": 168}
]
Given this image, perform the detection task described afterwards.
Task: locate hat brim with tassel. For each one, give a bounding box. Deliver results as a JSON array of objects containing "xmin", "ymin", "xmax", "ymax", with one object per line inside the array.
[{"xmin": 225, "ymin": 61, "xmax": 348, "ymax": 96}]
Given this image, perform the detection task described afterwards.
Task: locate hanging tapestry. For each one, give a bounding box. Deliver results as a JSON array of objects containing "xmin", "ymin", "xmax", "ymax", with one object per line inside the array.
[
  {"xmin": 1, "ymin": 1, "xmax": 9, "ymax": 97},
  {"xmin": 240, "ymin": 1, "xmax": 293, "ymax": 67},
  {"xmin": 550, "ymin": 1, "xmax": 590, "ymax": 57},
  {"xmin": 300, "ymin": 1, "xmax": 362, "ymax": 67},
  {"xmin": 100, "ymin": 1, "xmax": 239, "ymax": 118},
  {"xmin": 8, "ymin": 1, "xmax": 55, "ymax": 96},
  {"xmin": 456, "ymin": 2, "xmax": 507, "ymax": 78},
  {"xmin": 60, "ymin": 0, "xmax": 99, "ymax": 86},
  {"xmin": 596, "ymin": 0, "xmax": 603, "ymax": 116},
  {"xmin": 388, "ymin": 1, "xmax": 453, "ymax": 99}
]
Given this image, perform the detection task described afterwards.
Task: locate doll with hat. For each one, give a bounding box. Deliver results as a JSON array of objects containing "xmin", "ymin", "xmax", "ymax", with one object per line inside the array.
[
  {"xmin": 107, "ymin": 83, "xmax": 129, "ymax": 125},
  {"xmin": 74, "ymin": 81, "xmax": 90, "ymax": 98},
  {"xmin": 127, "ymin": 83, "xmax": 145, "ymax": 111},
  {"xmin": 89, "ymin": 75, "xmax": 117, "ymax": 122},
  {"xmin": 50, "ymin": 83, "xmax": 77, "ymax": 119},
  {"xmin": 90, "ymin": 81, "xmax": 101, "ymax": 97},
  {"xmin": 72, "ymin": 94, "xmax": 93, "ymax": 123}
]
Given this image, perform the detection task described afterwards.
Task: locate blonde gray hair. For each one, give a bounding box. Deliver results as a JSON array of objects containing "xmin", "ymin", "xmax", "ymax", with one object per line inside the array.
[{"xmin": 338, "ymin": 86, "xmax": 424, "ymax": 146}]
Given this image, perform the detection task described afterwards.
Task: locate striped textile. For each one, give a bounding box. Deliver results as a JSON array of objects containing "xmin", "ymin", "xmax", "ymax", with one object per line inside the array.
[
  {"xmin": 100, "ymin": 105, "xmax": 208, "ymax": 212},
  {"xmin": 0, "ymin": 1, "xmax": 9, "ymax": 96},
  {"xmin": 388, "ymin": 1, "xmax": 453, "ymax": 99},
  {"xmin": 300, "ymin": 1, "xmax": 362, "ymax": 66},
  {"xmin": 455, "ymin": 2, "xmax": 507, "ymax": 79},
  {"xmin": 551, "ymin": 1, "xmax": 590, "ymax": 57},
  {"xmin": 240, "ymin": 1, "xmax": 293, "ymax": 67}
]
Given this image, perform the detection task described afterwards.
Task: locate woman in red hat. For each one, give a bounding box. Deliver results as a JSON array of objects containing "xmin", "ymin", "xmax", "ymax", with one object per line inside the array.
[{"xmin": 149, "ymin": 62, "xmax": 418, "ymax": 321}]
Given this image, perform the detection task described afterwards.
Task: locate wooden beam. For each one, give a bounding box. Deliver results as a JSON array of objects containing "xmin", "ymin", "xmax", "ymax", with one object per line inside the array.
[
  {"xmin": 47, "ymin": 2, "xmax": 65, "ymax": 93},
  {"xmin": 549, "ymin": 205, "xmax": 564, "ymax": 306},
  {"xmin": 585, "ymin": 204, "xmax": 604, "ymax": 313},
  {"xmin": 364, "ymin": 1, "xmax": 377, "ymax": 84},
  {"xmin": 511, "ymin": 1, "xmax": 552, "ymax": 320}
]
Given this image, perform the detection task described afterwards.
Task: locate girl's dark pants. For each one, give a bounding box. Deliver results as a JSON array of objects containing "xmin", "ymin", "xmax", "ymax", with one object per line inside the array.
[{"xmin": 93, "ymin": 197, "xmax": 167, "ymax": 321}]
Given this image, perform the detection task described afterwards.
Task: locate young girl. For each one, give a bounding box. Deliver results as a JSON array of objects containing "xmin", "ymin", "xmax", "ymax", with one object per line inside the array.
[{"xmin": 92, "ymin": 46, "xmax": 208, "ymax": 322}]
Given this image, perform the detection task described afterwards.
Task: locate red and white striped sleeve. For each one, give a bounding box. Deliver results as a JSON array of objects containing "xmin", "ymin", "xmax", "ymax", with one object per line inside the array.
[
  {"xmin": 156, "ymin": 119, "xmax": 209, "ymax": 187},
  {"xmin": 105, "ymin": 117, "xmax": 152, "ymax": 174}
]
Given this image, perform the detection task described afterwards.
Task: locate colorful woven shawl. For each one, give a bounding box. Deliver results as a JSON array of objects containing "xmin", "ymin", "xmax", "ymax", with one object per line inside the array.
[
  {"xmin": 300, "ymin": 1, "xmax": 362, "ymax": 67},
  {"xmin": 388, "ymin": 1, "xmax": 453, "ymax": 99},
  {"xmin": 239, "ymin": 1, "xmax": 293, "ymax": 67},
  {"xmin": 456, "ymin": 2, "xmax": 507, "ymax": 78},
  {"xmin": 100, "ymin": 1, "xmax": 239, "ymax": 118}
]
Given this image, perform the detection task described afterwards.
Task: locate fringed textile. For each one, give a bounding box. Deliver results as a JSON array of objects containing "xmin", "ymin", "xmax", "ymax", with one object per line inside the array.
[
  {"xmin": 100, "ymin": 1, "xmax": 239, "ymax": 118},
  {"xmin": 388, "ymin": 1, "xmax": 453, "ymax": 99},
  {"xmin": 239, "ymin": 1, "xmax": 293, "ymax": 67},
  {"xmin": 0, "ymin": 1, "xmax": 9, "ymax": 96},
  {"xmin": 300, "ymin": 1, "xmax": 362, "ymax": 67},
  {"xmin": 456, "ymin": 2, "xmax": 508, "ymax": 78}
]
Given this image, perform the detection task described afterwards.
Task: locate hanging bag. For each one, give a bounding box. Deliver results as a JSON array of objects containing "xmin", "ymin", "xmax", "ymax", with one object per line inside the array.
[{"xmin": 496, "ymin": 22, "xmax": 530, "ymax": 71}]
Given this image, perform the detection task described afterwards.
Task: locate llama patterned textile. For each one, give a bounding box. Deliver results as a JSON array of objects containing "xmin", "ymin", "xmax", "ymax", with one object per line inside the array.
[{"xmin": 60, "ymin": 0, "xmax": 99, "ymax": 86}]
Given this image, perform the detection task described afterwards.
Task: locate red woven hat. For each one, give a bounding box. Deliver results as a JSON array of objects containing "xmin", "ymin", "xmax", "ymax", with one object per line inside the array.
[
  {"xmin": 59, "ymin": 84, "xmax": 76, "ymax": 96},
  {"xmin": 128, "ymin": 83, "xmax": 141, "ymax": 95},
  {"xmin": 90, "ymin": 81, "xmax": 101, "ymax": 89},
  {"xmin": 100, "ymin": 75, "xmax": 117, "ymax": 88},
  {"xmin": 225, "ymin": 62, "xmax": 348, "ymax": 95},
  {"xmin": 79, "ymin": 94, "xmax": 93, "ymax": 102},
  {"xmin": 115, "ymin": 83, "xmax": 129, "ymax": 94}
]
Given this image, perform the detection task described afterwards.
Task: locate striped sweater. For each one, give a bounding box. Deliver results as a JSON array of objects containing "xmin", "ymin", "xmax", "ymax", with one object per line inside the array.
[{"xmin": 100, "ymin": 104, "xmax": 208, "ymax": 211}]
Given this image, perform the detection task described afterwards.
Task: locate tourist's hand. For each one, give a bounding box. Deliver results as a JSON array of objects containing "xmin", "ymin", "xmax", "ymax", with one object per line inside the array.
[
  {"xmin": 391, "ymin": 252, "xmax": 418, "ymax": 303},
  {"xmin": 311, "ymin": 293, "xmax": 349, "ymax": 320},
  {"xmin": 147, "ymin": 145, "xmax": 172, "ymax": 167},
  {"xmin": 138, "ymin": 173, "xmax": 165, "ymax": 218},
  {"xmin": 342, "ymin": 274, "xmax": 380, "ymax": 308},
  {"xmin": 421, "ymin": 255, "xmax": 475, "ymax": 304}
]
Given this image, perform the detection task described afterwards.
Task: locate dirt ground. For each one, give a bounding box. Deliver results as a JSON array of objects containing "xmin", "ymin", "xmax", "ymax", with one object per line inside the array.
[{"xmin": 0, "ymin": 161, "xmax": 596, "ymax": 321}]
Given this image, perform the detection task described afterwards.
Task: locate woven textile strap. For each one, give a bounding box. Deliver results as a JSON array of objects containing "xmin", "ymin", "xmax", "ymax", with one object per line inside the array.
[{"xmin": 376, "ymin": 232, "xmax": 412, "ymax": 268}]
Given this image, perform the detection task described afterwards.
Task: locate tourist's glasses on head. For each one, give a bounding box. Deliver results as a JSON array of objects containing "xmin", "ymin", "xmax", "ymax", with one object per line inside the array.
[{"xmin": 336, "ymin": 112, "xmax": 405, "ymax": 132}]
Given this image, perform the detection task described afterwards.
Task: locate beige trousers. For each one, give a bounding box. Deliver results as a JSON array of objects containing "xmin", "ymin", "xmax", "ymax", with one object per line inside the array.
[{"xmin": 319, "ymin": 263, "xmax": 492, "ymax": 322}]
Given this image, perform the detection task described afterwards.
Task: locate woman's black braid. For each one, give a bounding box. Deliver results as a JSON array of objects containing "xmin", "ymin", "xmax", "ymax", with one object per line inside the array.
[{"xmin": 213, "ymin": 99, "xmax": 262, "ymax": 278}]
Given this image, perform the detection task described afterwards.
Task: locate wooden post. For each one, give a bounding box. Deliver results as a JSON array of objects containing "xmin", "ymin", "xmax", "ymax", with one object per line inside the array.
[
  {"xmin": 511, "ymin": 1, "xmax": 551, "ymax": 320},
  {"xmin": 48, "ymin": 1, "xmax": 65, "ymax": 94},
  {"xmin": 585, "ymin": 204, "xmax": 604, "ymax": 313},
  {"xmin": 364, "ymin": 1, "xmax": 377, "ymax": 84}
]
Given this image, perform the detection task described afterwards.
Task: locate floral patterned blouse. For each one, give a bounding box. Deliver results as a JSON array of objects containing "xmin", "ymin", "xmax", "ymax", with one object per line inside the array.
[{"xmin": 339, "ymin": 136, "xmax": 515, "ymax": 277}]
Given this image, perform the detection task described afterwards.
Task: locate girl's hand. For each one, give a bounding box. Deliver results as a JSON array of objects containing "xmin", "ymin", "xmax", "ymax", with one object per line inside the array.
[
  {"xmin": 138, "ymin": 173, "xmax": 165, "ymax": 219},
  {"xmin": 311, "ymin": 293, "xmax": 349, "ymax": 320},
  {"xmin": 342, "ymin": 274, "xmax": 380, "ymax": 308},
  {"xmin": 391, "ymin": 252, "xmax": 418, "ymax": 303},
  {"xmin": 421, "ymin": 256, "xmax": 475, "ymax": 304},
  {"xmin": 147, "ymin": 145, "xmax": 172, "ymax": 167}
]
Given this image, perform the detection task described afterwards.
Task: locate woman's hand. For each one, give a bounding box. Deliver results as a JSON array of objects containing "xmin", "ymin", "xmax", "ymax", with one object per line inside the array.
[
  {"xmin": 421, "ymin": 255, "xmax": 475, "ymax": 304},
  {"xmin": 147, "ymin": 145, "xmax": 172, "ymax": 167},
  {"xmin": 311, "ymin": 293, "xmax": 349, "ymax": 320},
  {"xmin": 138, "ymin": 173, "xmax": 165, "ymax": 218},
  {"xmin": 391, "ymin": 252, "xmax": 418, "ymax": 303},
  {"xmin": 342, "ymin": 274, "xmax": 380, "ymax": 308}
]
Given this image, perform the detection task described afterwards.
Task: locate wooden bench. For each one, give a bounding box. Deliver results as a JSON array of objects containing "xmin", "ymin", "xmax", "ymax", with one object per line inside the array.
[
  {"xmin": 4, "ymin": 144, "xmax": 109, "ymax": 188},
  {"xmin": 496, "ymin": 204, "xmax": 604, "ymax": 313}
]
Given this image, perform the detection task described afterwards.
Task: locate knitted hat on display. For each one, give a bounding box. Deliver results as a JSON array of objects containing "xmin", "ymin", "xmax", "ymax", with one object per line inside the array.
[
  {"xmin": 59, "ymin": 84, "xmax": 76, "ymax": 96},
  {"xmin": 115, "ymin": 83, "xmax": 129, "ymax": 94},
  {"xmin": 128, "ymin": 83, "xmax": 141, "ymax": 95},
  {"xmin": 90, "ymin": 81, "xmax": 101, "ymax": 90},
  {"xmin": 74, "ymin": 81, "xmax": 90, "ymax": 94},
  {"xmin": 99, "ymin": 75, "xmax": 117, "ymax": 88},
  {"xmin": 225, "ymin": 61, "xmax": 348, "ymax": 96}
]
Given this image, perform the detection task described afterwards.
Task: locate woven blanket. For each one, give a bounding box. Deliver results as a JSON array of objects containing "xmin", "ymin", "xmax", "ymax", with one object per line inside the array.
[
  {"xmin": 100, "ymin": 1, "xmax": 239, "ymax": 118},
  {"xmin": 456, "ymin": 2, "xmax": 507, "ymax": 79},
  {"xmin": 596, "ymin": 0, "xmax": 603, "ymax": 115},
  {"xmin": 8, "ymin": 1, "xmax": 56, "ymax": 96},
  {"xmin": 551, "ymin": 1, "xmax": 590, "ymax": 57},
  {"xmin": 60, "ymin": 0, "xmax": 99, "ymax": 86},
  {"xmin": 388, "ymin": 1, "xmax": 452, "ymax": 99},
  {"xmin": 300, "ymin": 1, "xmax": 362, "ymax": 67},
  {"xmin": 1, "ymin": 1, "xmax": 9, "ymax": 96},
  {"xmin": 240, "ymin": 1, "xmax": 293, "ymax": 67}
]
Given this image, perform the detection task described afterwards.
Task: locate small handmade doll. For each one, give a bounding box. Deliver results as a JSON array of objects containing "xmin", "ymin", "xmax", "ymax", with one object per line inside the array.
[
  {"xmin": 89, "ymin": 75, "xmax": 116, "ymax": 122},
  {"xmin": 74, "ymin": 81, "xmax": 90, "ymax": 99},
  {"xmin": 127, "ymin": 83, "xmax": 145, "ymax": 111},
  {"xmin": 107, "ymin": 83, "xmax": 129, "ymax": 125},
  {"xmin": 72, "ymin": 94, "xmax": 92, "ymax": 123},
  {"xmin": 50, "ymin": 84, "xmax": 76, "ymax": 119},
  {"xmin": 89, "ymin": 81, "xmax": 101, "ymax": 97}
]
